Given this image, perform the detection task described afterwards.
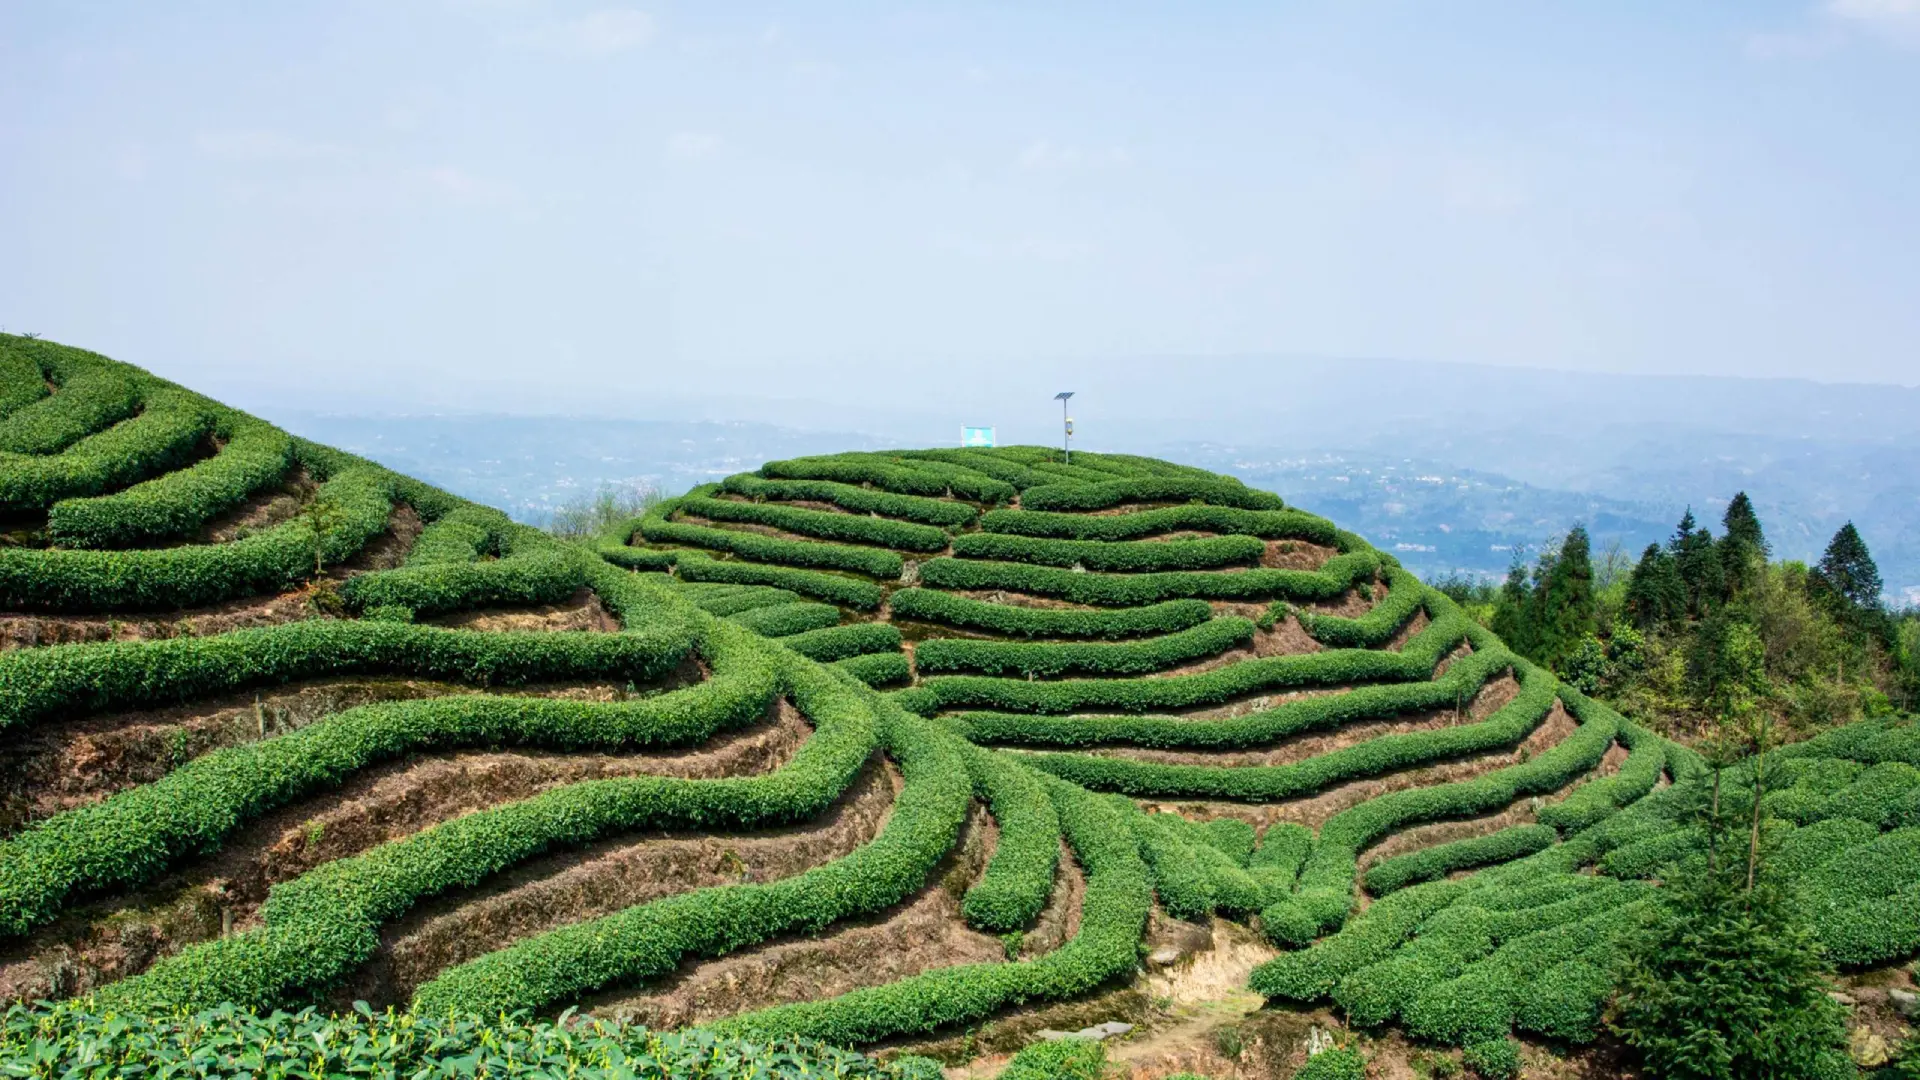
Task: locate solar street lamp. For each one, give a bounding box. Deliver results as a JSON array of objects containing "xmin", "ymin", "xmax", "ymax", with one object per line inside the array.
[{"xmin": 1054, "ymin": 392, "xmax": 1074, "ymax": 463}]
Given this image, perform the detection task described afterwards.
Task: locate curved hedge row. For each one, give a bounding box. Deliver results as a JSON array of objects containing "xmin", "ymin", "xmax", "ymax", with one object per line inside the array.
[
  {"xmin": 832, "ymin": 650, "xmax": 913, "ymax": 687},
  {"xmin": 1018, "ymin": 477, "xmax": 1283, "ymax": 513},
  {"xmin": 683, "ymin": 495, "xmax": 951, "ymax": 553},
  {"xmin": 916, "ymin": 550, "xmax": 1378, "ymax": 607},
  {"xmin": 1263, "ymin": 674, "xmax": 1615, "ymax": 945},
  {"xmin": 980, "ymin": 504, "xmax": 1342, "ymax": 544},
  {"xmin": 761, "ymin": 455, "xmax": 1015, "ymax": 504},
  {"xmin": 887, "ymin": 590, "xmax": 1213, "ymax": 640},
  {"xmin": 407, "ymin": 684, "xmax": 963, "ymax": 1017},
  {"xmin": 0, "ymin": 387, "xmax": 213, "ymax": 513},
  {"xmin": 957, "ymin": 743, "xmax": 1061, "ymax": 932},
  {"xmin": 913, "ymin": 617, "xmax": 1254, "ymax": 678},
  {"xmin": 0, "ymin": 345, "xmax": 141, "ymax": 455},
  {"xmin": 0, "ymin": 620, "xmax": 736, "ymax": 940},
  {"xmin": 727, "ymin": 600, "xmax": 843, "ymax": 638},
  {"xmin": 949, "ymin": 532, "xmax": 1264, "ymax": 573},
  {"xmin": 342, "ymin": 545, "xmax": 587, "ymax": 618},
  {"xmin": 44, "ymin": 416, "xmax": 294, "ymax": 548},
  {"xmin": 777, "ymin": 622, "xmax": 902, "ymax": 662},
  {"xmin": 94, "ymin": 616, "xmax": 874, "ymax": 1012},
  {"xmin": 1298, "ymin": 568, "xmax": 1424, "ymax": 648},
  {"xmin": 713, "ymin": 772, "xmax": 1152, "ymax": 1048},
  {"xmin": 675, "ymin": 553, "xmax": 885, "ymax": 610},
  {"xmin": 0, "ymin": 466, "xmax": 394, "ymax": 612},
  {"xmin": 0, "ymin": 340, "xmax": 48, "ymax": 419},
  {"xmin": 1362, "ymin": 825, "xmax": 1559, "ymax": 896},
  {"xmin": 1020, "ymin": 654, "xmax": 1547, "ymax": 802},
  {"xmin": 950, "ymin": 636, "xmax": 1500, "ymax": 750},
  {"xmin": 643, "ymin": 516, "xmax": 905, "ymax": 579},
  {"xmin": 898, "ymin": 613, "xmax": 1470, "ymax": 716},
  {"xmin": 721, "ymin": 473, "xmax": 977, "ymax": 527}
]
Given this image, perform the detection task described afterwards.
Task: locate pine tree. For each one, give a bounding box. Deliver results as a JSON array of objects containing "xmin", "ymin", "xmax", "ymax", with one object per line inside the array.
[
  {"xmin": 1719, "ymin": 492, "xmax": 1769, "ymax": 598},
  {"xmin": 1538, "ymin": 524, "xmax": 1598, "ymax": 667},
  {"xmin": 1626, "ymin": 543, "xmax": 1687, "ymax": 631},
  {"xmin": 1491, "ymin": 552, "xmax": 1535, "ymax": 658},
  {"xmin": 1812, "ymin": 522, "xmax": 1886, "ymax": 641},
  {"xmin": 1669, "ymin": 508, "xmax": 1722, "ymax": 618}
]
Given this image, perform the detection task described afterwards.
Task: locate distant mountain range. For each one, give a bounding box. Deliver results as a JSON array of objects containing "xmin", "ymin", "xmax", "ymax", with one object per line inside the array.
[{"xmin": 258, "ymin": 354, "xmax": 1919, "ymax": 604}]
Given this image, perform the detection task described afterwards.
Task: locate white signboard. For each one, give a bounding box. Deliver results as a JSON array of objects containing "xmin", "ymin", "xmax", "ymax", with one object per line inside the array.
[{"xmin": 961, "ymin": 426, "xmax": 996, "ymax": 448}]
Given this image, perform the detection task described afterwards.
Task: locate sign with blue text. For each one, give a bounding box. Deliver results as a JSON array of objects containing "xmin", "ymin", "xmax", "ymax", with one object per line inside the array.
[{"xmin": 961, "ymin": 426, "xmax": 996, "ymax": 448}]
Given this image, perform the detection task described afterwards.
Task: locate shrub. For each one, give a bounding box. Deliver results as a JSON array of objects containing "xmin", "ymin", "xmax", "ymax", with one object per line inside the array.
[
  {"xmin": 728, "ymin": 600, "xmax": 843, "ymax": 637},
  {"xmin": 981, "ymin": 503, "xmax": 1340, "ymax": 544},
  {"xmin": 950, "ymin": 532, "xmax": 1264, "ymax": 572},
  {"xmin": 1363, "ymin": 825, "xmax": 1559, "ymax": 896},
  {"xmin": 1462, "ymin": 1038, "xmax": 1520, "ymax": 1080},
  {"xmin": 1018, "ymin": 476, "xmax": 1283, "ymax": 513},
  {"xmin": 643, "ymin": 515, "xmax": 905, "ymax": 579},
  {"xmin": 683, "ymin": 494, "xmax": 951, "ymax": 553},
  {"xmin": 888, "ymin": 590, "xmax": 1214, "ymax": 640},
  {"xmin": 0, "ymin": 385, "xmax": 214, "ymax": 513},
  {"xmin": 958, "ymin": 745, "xmax": 1061, "ymax": 932},
  {"xmin": 914, "ymin": 617, "xmax": 1254, "ymax": 678},
  {"xmin": 1000, "ymin": 1038, "xmax": 1107, "ymax": 1080},
  {"xmin": 1295, "ymin": 1046, "xmax": 1365, "ymax": 1080},
  {"xmin": 721, "ymin": 473, "xmax": 977, "ymax": 527},
  {"xmin": 917, "ymin": 550, "xmax": 1379, "ymax": 607},
  {"xmin": 675, "ymin": 552, "xmax": 885, "ymax": 609},
  {"xmin": 0, "ymin": 342, "xmax": 141, "ymax": 454}
]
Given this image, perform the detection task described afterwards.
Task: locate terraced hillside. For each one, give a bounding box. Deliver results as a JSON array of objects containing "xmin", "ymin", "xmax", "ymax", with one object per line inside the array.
[{"xmin": 3, "ymin": 334, "xmax": 1917, "ymax": 1077}]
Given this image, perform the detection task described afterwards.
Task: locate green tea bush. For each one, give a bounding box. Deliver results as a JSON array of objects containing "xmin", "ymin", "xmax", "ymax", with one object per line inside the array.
[
  {"xmin": 676, "ymin": 552, "xmax": 885, "ymax": 609},
  {"xmin": 761, "ymin": 454, "xmax": 1015, "ymax": 503},
  {"xmin": 721, "ymin": 473, "xmax": 977, "ymax": 527},
  {"xmin": 1294, "ymin": 1046, "xmax": 1365, "ymax": 1080},
  {"xmin": 1363, "ymin": 825, "xmax": 1558, "ymax": 896},
  {"xmin": 779, "ymin": 622, "xmax": 903, "ymax": 662},
  {"xmin": 888, "ymin": 589, "xmax": 1214, "ymax": 639},
  {"xmin": 45, "ymin": 417, "xmax": 296, "ymax": 548},
  {"xmin": 980, "ymin": 503, "xmax": 1340, "ymax": 544},
  {"xmin": 0, "ymin": 1002, "xmax": 933, "ymax": 1080},
  {"xmin": 0, "ymin": 386, "xmax": 213, "ymax": 512},
  {"xmin": 958, "ymin": 744, "xmax": 1061, "ymax": 931},
  {"xmin": 1298, "ymin": 568, "xmax": 1423, "ymax": 647},
  {"xmin": 0, "ymin": 339, "xmax": 48, "ymax": 419},
  {"xmin": 831, "ymin": 650, "xmax": 913, "ymax": 686},
  {"xmin": 342, "ymin": 545, "xmax": 587, "ymax": 618},
  {"xmin": 644, "ymin": 516, "xmax": 905, "ymax": 578},
  {"xmin": 917, "ymin": 550, "xmax": 1378, "ymax": 606},
  {"xmin": 682, "ymin": 494, "xmax": 951, "ymax": 552},
  {"xmin": 950, "ymin": 532, "xmax": 1264, "ymax": 572},
  {"xmin": 0, "ymin": 466, "xmax": 394, "ymax": 611},
  {"xmin": 728, "ymin": 600, "xmax": 844, "ymax": 637},
  {"xmin": 914, "ymin": 617, "xmax": 1253, "ymax": 677},
  {"xmin": 99, "ymin": 633, "xmax": 879, "ymax": 1012},
  {"xmin": 1019, "ymin": 477, "xmax": 1283, "ymax": 513},
  {"xmin": 999, "ymin": 1038, "xmax": 1107, "ymax": 1080},
  {"xmin": 0, "ymin": 343, "xmax": 141, "ymax": 455}
]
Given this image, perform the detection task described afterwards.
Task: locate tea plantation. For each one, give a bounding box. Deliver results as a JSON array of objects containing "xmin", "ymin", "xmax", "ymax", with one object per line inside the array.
[{"xmin": 1, "ymin": 333, "xmax": 1915, "ymax": 1077}]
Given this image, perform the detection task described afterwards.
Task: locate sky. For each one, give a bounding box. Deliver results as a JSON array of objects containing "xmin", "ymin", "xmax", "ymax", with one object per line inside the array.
[{"xmin": 3, "ymin": 1, "xmax": 1918, "ymax": 415}]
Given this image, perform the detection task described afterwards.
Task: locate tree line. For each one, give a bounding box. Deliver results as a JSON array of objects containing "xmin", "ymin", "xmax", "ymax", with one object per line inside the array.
[{"xmin": 1435, "ymin": 495, "xmax": 1918, "ymax": 738}]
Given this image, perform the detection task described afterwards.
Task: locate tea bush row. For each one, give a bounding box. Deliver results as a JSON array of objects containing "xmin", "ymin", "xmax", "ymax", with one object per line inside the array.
[
  {"xmin": 979, "ymin": 504, "xmax": 1342, "ymax": 544},
  {"xmin": 913, "ymin": 616, "xmax": 1253, "ymax": 678},
  {"xmin": 1296, "ymin": 568, "xmax": 1423, "ymax": 648},
  {"xmin": 682, "ymin": 494, "xmax": 951, "ymax": 552},
  {"xmin": 0, "ymin": 385, "xmax": 213, "ymax": 512},
  {"xmin": 642, "ymin": 515, "xmax": 905, "ymax": 579},
  {"xmin": 916, "ymin": 550, "xmax": 1379, "ymax": 607},
  {"xmin": 1018, "ymin": 477, "xmax": 1283, "ymax": 513},
  {"xmin": 887, "ymin": 590, "xmax": 1213, "ymax": 640},
  {"xmin": 1362, "ymin": 825, "xmax": 1558, "ymax": 896},
  {"xmin": 45, "ymin": 416, "xmax": 295, "ymax": 548},
  {"xmin": 957, "ymin": 743, "xmax": 1062, "ymax": 932},
  {"xmin": 720, "ymin": 473, "xmax": 978, "ymax": 527},
  {"xmin": 0, "ymin": 339, "xmax": 142, "ymax": 455},
  {"xmin": 675, "ymin": 552, "xmax": 885, "ymax": 610},
  {"xmin": 948, "ymin": 532, "xmax": 1264, "ymax": 572}
]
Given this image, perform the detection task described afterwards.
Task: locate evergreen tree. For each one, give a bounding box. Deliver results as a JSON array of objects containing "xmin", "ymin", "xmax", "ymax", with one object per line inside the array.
[
  {"xmin": 1491, "ymin": 552, "xmax": 1535, "ymax": 657},
  {"xmin": 1537, "ymin": 524, "xmax": 1598, "ymax": 666},
  {"xmin": 1625, "ymin": 543, "xmax": 1687, "ymax": 631},
  {"xmin": 1669, "ymin": 508, "xmax": 1723, "ymax": 618},
  {"xmin": 1812, "ymin": 522, "xmax": 1883, "ymax": 616},
  {"xmin": 1718, "ymin": 492, "xmax": 1769, "ymax": 598}
]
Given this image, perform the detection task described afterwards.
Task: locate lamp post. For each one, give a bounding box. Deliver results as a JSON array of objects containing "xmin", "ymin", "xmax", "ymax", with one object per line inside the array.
[{"xmin": 1054, "ymin": 392, "xmax": 1074, "ymax": 463}]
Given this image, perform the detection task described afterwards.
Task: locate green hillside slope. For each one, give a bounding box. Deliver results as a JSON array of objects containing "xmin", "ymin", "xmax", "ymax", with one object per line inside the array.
[{"xmin": 2, "ymin": 334, "xmax": 1915, "ymax": 1077}]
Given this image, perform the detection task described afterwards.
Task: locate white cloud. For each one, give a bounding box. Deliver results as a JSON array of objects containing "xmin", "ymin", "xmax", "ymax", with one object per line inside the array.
[
  {"xmin": 664, "ymin": 132, "xmax": 723, "ymax": 161},
  {"xmin": 522, "ymin": 9, "xmax": 655, "ymax": 56},
  {"xmin": 1015, "ymin": 139, "xmax": 1132, "ymax": 172},
  {"xmin": 194, "ymin": 130, "xmax": 347, "ymax": 161}
]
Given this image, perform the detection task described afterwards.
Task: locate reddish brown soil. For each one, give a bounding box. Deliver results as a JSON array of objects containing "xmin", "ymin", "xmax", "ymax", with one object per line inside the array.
[
  {"xmin": 1260, "ymin": 541, "xmax": 1338, "ymax": 570},
  {"xmin": 196, "ymin": 468, "xmax": 308, "ymax": 543},
  {"xmin": 427, "ymin": 587, "xmax": 619, "ymax": 634},
  {"xmin": 583, "ymin": 803, "xmax": 1008, "ymax": 1028},
  {"xmin": 0, "ymin": 699, "xmax": 809, "ymax": 1003},
  {"xmin": 1383, "ymin": 609, "xmax": 1431, "ymax": 651}
]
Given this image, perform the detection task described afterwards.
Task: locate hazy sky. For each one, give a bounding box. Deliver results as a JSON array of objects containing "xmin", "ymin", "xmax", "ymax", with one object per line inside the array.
[{"xmin": 4, "ymin": 1, "xmax": 1918, "ymax": 411}]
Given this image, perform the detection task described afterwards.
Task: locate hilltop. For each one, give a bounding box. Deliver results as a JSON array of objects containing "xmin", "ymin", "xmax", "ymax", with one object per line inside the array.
[{"xmin": 1, "ymin": 334, "xmax": 1916, "ymax": 1078}]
